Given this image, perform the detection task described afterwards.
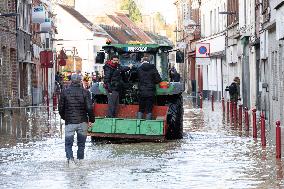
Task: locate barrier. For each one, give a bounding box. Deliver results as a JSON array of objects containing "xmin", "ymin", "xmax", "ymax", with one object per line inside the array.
[
  {"xmin": 239, "ymin": 105, "xmax": 243, "ymax": 127},
  {"xmin": 260, "ymin": 112, "xmax": 266, "ymax": 147},
  {"xmin": 244, "ymin": 107, "xmax": 249, "ymax": 131},
  {"xmin": 276, "ymin": 121, "xmax": 281, "ymax": 159},
  {"xmin": 211, "ymin": 95, "xmax": 214, "ymax": 111},
  {"xmin": 0, "ymin": 105, "xmax": 62, "ymax": 142},
  {"xmin": 252, "ymin": 109, "xmax": 257, "ymax": 138},
  {"xmin": 222, "ymin": 97, "xmax": 225, "ymax": 113}
]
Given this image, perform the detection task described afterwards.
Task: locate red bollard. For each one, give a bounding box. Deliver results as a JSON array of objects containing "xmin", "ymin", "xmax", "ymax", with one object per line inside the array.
[
  {"xmin": 245, "ymin": 107, "xmax": 249, "ymax": 131},
  {"xmin": 230, "ymin": 101, "xmax": 233, "ymax": 121},
  {"xmin": 227, "ymin": 101, "xmax": 230, "ymax": 117},
  {"xmin": 199, "ymin": 93, "xmax": 203, "ymax": 109},
  {"xmin": 222, "ymin": 97, "xmax": 225, "ymax": 113},
  {"xmin": 276, "ymin": 121, "xmax": 281, "ymax": 159},
  {"xmin": 260, "ymin": 112, "xmax": 266, "ymax": 147},
  {"xmin": 211, "ymin": 94, "xmax": 214, "ymax": 111},
  {"xmin": 239, "ymin": 104, "xmax": 243, "ymax": 126},
  {"xmin": 234, "ymin": 102, "xmax": 238, "ymax": 124},
  {"xmin": 252, "ymin": 109, "xmax": 257, "ymax": 138},
  {"xmin": 53, "ymin": 94, "xmax": 57, "ymax": 111}
]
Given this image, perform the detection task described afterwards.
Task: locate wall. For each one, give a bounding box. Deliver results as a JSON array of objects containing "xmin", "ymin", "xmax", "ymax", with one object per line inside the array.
[
  {"xmin": 55, "ymin": 5, "xmax": 94, "ymax": 73},
  {"xmin": 0, "ymin": 0, "xmax": 18, "ymax": 107}
]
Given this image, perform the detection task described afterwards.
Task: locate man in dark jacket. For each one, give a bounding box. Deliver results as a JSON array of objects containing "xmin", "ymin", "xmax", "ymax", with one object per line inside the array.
[
  {"xmin": 137, "ymin": 54, "xmax": 162, "ymax": 119},
  {"xmin": 59, "ymin": 74, "xmax": 95, "ymax": 167},
  {"xmin": 103, "ymin": 55, "xmax": 131, "ymax": 117}
]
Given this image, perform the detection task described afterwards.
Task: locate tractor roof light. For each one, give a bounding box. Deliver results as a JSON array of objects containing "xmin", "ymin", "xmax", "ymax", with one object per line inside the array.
[
  {"xmin": 106, "ymin": 39, "xmax": 112, "ymax": 45},
  {"xmin": 159, "ymin": 81, "xmax": 169, "ymax": 89}
]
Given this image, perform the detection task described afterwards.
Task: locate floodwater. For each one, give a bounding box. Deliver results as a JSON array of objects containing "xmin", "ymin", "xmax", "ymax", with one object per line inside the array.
[{"xmin": 0, "ymin": 99, "xmax": 284, "ymax": 189}]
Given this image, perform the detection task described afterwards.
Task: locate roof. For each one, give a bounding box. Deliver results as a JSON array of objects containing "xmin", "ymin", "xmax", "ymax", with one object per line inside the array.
[
  {"xmin": 106, "ymin": 13, "xmax": 154, "ymax": 43},
  {"xmin": 59, "ymin": 4, "xmax": 93, "ymax": 31},
  {"xmin": 145, "ymin": 31, "xmax": 174, "ymax": 46},
  {"xmin": 100, "ymin": 25, "xmax": 136, "ymax": 43},
  {"xmin": 115, "ymin": 13, "xmax": 153, "ymax": 43}
]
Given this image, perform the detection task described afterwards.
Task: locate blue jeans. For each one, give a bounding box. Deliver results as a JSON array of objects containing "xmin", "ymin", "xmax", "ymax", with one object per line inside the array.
[{"xmin": 65, "ymin": 123, "xmax": 88, "ymax": 160}]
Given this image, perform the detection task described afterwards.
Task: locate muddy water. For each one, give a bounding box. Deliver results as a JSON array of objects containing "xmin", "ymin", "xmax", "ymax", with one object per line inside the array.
[{"xmin": 0, "ymin": 100, "xmax": 283, "ymax": 189}]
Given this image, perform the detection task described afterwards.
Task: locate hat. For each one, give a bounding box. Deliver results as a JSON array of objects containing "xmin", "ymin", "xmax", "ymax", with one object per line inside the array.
[
  {"xmin": 234, "ymin": 77, "xmax": 240, "ymax": 83},
  {"xmin": 71, "ymin": 74, "xmax": 82, "ymax": 82}
]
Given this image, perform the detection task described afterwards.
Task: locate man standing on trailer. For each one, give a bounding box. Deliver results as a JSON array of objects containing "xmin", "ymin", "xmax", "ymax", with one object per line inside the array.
[
  {"xmin": 137, "ymin": 54, "xmax": 161, "ymax": 120},
  {"xmin": 103, "ymin": 55, "xmax": 132, "ymax": 117}
]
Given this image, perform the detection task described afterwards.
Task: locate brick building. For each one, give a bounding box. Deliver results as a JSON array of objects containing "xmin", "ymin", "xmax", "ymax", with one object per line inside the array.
[{"xmin": 0, "ymin": 0, "xmax": 18, "ymax": 107}]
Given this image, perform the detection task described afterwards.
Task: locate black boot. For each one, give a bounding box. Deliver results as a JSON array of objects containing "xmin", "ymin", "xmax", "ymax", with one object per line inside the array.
[
  {"xmin": 145, "ymin": 113, "xmax": 152, "ymax": 120},
  {"xmin": 137, "ymin": 112, "xmax": 143, "ymax": 119}
]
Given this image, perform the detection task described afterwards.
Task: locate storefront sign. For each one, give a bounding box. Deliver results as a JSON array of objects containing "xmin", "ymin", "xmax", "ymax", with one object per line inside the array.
[{"xmin": 32, "ymin": 6, "xmax": 46, "ymax": 23}]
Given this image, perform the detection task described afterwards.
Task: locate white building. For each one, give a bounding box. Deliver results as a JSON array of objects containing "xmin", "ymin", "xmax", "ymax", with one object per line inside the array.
[
  {"xmin": 54, "ymin": 4, "xmax": 109, "ymax": 73},
  {"xmin": 260, "ymin": 0, "xmax": 284, "ymax": 125},
  {"xmin": 198, "ymin": 0, "xmax": 227, "ymax": 100}
]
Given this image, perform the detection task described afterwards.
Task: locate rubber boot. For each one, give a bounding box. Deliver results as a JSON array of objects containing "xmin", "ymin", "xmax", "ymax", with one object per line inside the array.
[
  {"xmin": 145, "ymin": 113, "xmax": 152, "ymax": 120},
  {"xmin": 137, "ymin": 112, "xmax": 143, "ymax": 119}
]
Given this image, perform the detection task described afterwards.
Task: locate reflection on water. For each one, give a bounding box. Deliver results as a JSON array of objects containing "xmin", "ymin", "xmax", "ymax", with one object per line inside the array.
[{"xmin": 0, "ymin": 100, "xmax": 284, "ymax": 189}]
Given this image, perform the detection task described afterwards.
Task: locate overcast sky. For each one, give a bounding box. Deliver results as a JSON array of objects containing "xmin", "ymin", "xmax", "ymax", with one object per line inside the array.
[
  {"xmin": 136, "ymin": 0, "xmax": 177, "ymax": 24},
  {"xmin": 74, "ymin": 0, "xmax": 177, "ymax": 24}
]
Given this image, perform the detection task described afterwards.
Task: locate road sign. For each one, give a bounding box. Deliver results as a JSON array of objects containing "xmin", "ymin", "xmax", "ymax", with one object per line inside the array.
[
  {"xmin": 196, "ymin": 43, "xmax": 210, "ymax": 58},
  {"xmin": 196, "ymin": 58, "xmax": 210, "ymax": 65}
]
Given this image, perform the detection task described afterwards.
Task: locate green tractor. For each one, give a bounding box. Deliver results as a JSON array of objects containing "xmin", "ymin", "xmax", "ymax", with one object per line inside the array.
[{"xmin": 89, "ymin": 43, "xmax": 184, "ymax": 141}]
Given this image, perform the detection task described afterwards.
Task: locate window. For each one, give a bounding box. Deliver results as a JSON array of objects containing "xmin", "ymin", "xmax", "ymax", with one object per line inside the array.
[
  {"xmin": 202, "ymin": 14, "xmax": 205, "ymax": 37},
  {"xmin": 217, "ymin": 7, "xmax": 220, "ymax": 32},
  {"xmin": 210, "ymin": 10, "xmax": 212, "ymax": 35},
  {"xmin": 272, "ymin": 51, "xmax": 279, "ymax": 100},
  {"xmin": 214, "ymin": 9, "xmax": 216, "ymax": 33}
]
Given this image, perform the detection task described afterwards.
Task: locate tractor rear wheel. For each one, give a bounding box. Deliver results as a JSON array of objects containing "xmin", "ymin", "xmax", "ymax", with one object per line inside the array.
[{"xmin": 166, "ymin": 95, "xmax": 183, "ymax": 140}]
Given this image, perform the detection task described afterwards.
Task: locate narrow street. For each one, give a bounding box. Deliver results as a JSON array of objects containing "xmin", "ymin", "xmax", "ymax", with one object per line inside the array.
[{"xmin": 0, "ymin": 98, "xmax": 283, "ymax": 189}]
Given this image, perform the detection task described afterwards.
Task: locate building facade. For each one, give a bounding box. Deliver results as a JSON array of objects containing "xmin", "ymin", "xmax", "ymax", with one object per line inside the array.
[{"xmin": 0, "ymin": 0, "xmax": 17, "ymax": 107}]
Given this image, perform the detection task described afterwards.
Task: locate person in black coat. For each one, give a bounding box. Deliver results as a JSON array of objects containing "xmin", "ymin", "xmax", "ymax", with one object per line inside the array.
[
  {"xmin": 59, "ymin": 74, "xmax": 95, "ymax": 167},
  {"xmin": 137, "ymin": 54, "xmax": 162, "ymax": 119},
  {"xmin": 103, "ymin": 55, "xmax": 131, "ymax": 117}
]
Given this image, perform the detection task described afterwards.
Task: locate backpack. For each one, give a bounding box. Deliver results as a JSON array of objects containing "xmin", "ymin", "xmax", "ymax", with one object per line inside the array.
[{"xmin": 229, "ymin": 82, "xmax": 237, "ymax": 96}]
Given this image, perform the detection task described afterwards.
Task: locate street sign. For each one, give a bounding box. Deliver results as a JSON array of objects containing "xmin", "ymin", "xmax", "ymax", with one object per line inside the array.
[
  {"xmin": 32, "ymin": 6, "xmax": 46, "ymax": 23},
  {"xmin": 196, "ymin": 58, "xmax": 210, "ymax": 65},
  {"xmin": 177, "ymin": 42, "xmax": 187, "ymax": 49},
  {"xmin": 195, "ymin": 43, "xmax": 210, "ymax": 58},
  {"xmin": 40, "ymin": 50, "xmax": 53, "ymax": 68}
]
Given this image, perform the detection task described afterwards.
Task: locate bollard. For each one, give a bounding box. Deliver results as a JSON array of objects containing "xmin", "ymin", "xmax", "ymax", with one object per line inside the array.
[
  {"xmin": 234, "ymin": 102, "xmax": 238, "ymax": 125},
  {"xmin": 53, "ymin": 94, "xmax": 57, "ymax": 111},
  {"xmin": 230, "ymin": 101, "xmax": 233, "ymax": 121},
  {"xmin": 199, "ymin": 93, "xmax": 203, "ymax": 109},
  {"xmin": 211, "ymin": 94, "xmax": 214, "ymax": 111},
  {"xmin": 260, "ymin": 112, "xmax": 266, "ymax": 147},
  {"xmin": 276, "ymin": 121, "xmax": 281, "ymax": 159},
  {"xmin": 252, "ymin": 109, "xmax": 257, "ymax": 138},
  {"xmin": 227, "ymin": 101, "xmax": 230, "ymax": 118},
  {"xmin": 222, "ymin": 97, "xmax": 225, "ymax": 113},
  {"xmin": 239, "ymin": 104, "xmax": 243, "ymax": 127},
  {"xmin": 245, "ymin": 107, "xmax": 249, "ymax": 131}
]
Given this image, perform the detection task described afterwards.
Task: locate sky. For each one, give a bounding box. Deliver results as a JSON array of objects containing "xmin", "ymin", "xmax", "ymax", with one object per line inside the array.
[
  {"xmin": 136, "ymin": 0, "xmax": 177, "ymax": 24},
  {"xmin": 74, "ymin": 0, "xmax": 177, "ymax": 24}
]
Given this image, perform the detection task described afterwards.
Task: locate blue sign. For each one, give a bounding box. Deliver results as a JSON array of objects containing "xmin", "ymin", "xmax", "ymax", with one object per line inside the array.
[{"xmin": 198, "ymin": 46, "xmax": 207, "ymax": 54}]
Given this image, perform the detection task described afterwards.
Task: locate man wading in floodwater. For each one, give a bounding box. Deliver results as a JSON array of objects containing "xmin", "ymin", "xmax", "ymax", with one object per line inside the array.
[{"xmin": 59, "ymin": 74, "xmax": 95, "ymax": 167}]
